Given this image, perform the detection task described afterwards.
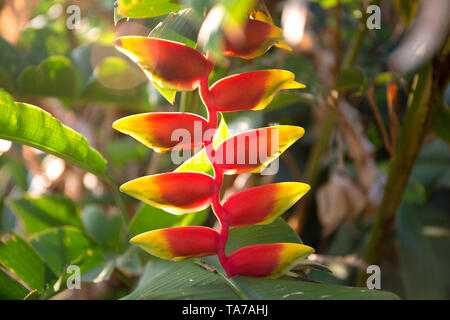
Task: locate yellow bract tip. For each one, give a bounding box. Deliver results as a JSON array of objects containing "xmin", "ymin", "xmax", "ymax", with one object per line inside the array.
[
  {"xmin": 282, "ymin": 80, "xmax": 306, "ymax": 90},
  {"xmin": 274, "ymin": 41, "xmax": 293, "ymax": 52}
]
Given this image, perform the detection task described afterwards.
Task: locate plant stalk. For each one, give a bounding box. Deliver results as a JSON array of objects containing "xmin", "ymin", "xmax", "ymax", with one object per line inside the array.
[
  {"xmin": 199, "ymin": 77, "xmax": 231, "ymax": 276},
  {"xmin": 356, "ymin": 37, "xmax": 450, "ymax": 286}
]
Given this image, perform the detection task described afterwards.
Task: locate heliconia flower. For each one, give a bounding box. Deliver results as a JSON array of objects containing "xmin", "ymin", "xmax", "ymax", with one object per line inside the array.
[
  {"xmin": 227, "ymin": 243, "xmax": 314, "ymax": 278},
  {"xmin": 209, "ymin": 70, "xmax": 305, "ymax": 112},
  {"xmin": 130, "ymin": 226, "xmax": 220, "ymax": 261},
  {"xmin": 222, "ymin": 182, "xmax": 310, "ymax": 227},
  {"xmin": 120, "ymin": 172, "xmax": 215, "ymax": 214},
  {"xmin": 112, "ymin": 112, "xmax": 208, "ymax": 152},
  {"xmin": 214, "ymin": 126, "xmax": 304, "ymax": 174},
  {"xmin": 113, "ymin": 36, "xmax": 213, "ymax": 91},
  {"xmin": 223, "ymin": 18, "xmax": 292, "ymax": 59}
]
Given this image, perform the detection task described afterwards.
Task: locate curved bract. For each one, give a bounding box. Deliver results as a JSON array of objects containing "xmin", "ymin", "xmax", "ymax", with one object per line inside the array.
[
  {"xmin": 130, "ymin": 226, "xmax": 220, "ymax": 261},
  {"xmin": 227, "ymin": 243, "xmax": 314, "ymax": 278},
  {"xmin": 210, "ymin": 70, "xmax": 305, "ymax": 112},
  {"xmin": 113, "ymin": 36, "xmax": 213, "ymax": 91},
  {"xmin": 214, "ymin": 126, "xmax": 305, "ymax": 174},
  {"xmin": 224, "ymin": 18, "xmax": 292, "ymax": 59},
  {"xmin": 114, "ymin": 10, "xmax": 313, "ymax": 279},
  {"xmin": 120, "ymin": 172, "xmax": 215, "ymax": 214},
  {"xmin": 223, "ymin": 182, "xmax": 310, "ymax": 227},
  {"xmin": 112, "ymin": 112, "xmax": 208, "ymax": 152}
]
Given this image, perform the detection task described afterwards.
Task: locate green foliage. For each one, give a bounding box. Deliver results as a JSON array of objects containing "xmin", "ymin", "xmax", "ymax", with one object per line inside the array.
[
  {"xmin": 0, "ymin": 89, "xmax": 108, "ymax": 178},
  {"xmin": 9, "ymin": 194, "xmax": 83, "ymax": 234},
  {"xmin": 123, "ymin": 219, "xmax": 398, "ymax": 300},
  {"xmin": 337, "ymin": 66, "xmax": 366, "ymax": 92},
  {"xmin": 81, "ymin": 56, "xmax": 151, "ymax": 109},
  {"xmin": 18, "ymin": 56, "xmax": 77, "ymax": 99},
  {"xmin": 0, "ymin": 233, "xmax": 57, "ymax": 293},
  {"xmin": 106, "ymin": 138, "xmax": 149, "ymax": 168},
  {"xmin": 0, "ymin": 0, "xmax": 446, "ymax": 302},
  {"xmin": 82, "ymin": 205, "xmax": 122, "ymax": 252},
  {"xmin": 117, "ymin": 0, "xmax": 183, "ymax": 18},
  {"xmin": 431, "ymin": 102, "xmax": 450, "ymax": 143},
  {"xmin": 0, "ymin": 267, "xmax": 30, "ymax": 300},
  {"xmin": 29, "ymin": 226, "xmax": 104, "ymax": 278},
  {"xmin": 129, "ymin": 204, "xmax": 208, "ymax": 237}
]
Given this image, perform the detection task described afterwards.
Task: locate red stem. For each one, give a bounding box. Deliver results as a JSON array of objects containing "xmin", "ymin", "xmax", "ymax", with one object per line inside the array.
[{"xmin": 199, "ymin": 76, "xmax": 231, "ymax": 276}]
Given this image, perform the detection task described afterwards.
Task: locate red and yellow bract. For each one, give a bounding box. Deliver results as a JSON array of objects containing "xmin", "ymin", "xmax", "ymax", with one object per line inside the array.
[
  {"xmin": 223, "ymin": 18, "xmax": 292, "ymax": 59},
  {"xmin": 113, "ymin": 11, "xmax": 313, "ymax": 278},
  {"xmin": 113, "ymin": 112, "xmax": 208, "ymax": 152},
  {"xmin": 130, "ymin": 226, "xmax": 220, "ymax": 261},
  {"xmin": 222, "ymin": 182, "xmax": 310, "ymax": 227},
  {"xmin": 210, "ymin": 70, "xmax": 305, "ymax": 111}
]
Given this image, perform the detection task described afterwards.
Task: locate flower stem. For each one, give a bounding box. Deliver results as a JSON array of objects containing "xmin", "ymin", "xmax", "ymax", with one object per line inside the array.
[{"xmin": 199, "ymin": 77, "xmax": 231, "ymax": 277}]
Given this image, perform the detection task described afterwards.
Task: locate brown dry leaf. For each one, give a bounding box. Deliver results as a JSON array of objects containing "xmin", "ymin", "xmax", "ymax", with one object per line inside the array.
[
  {"xmin": 337, "ymin": 100, "xmax": 378, "ymax": 192},
  {"xmin": 316, "ymin": 169, "xmax": 366, "ymax": 237}
]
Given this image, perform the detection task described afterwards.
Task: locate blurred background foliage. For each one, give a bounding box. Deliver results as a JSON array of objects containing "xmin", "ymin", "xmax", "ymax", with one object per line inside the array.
[{"xmin": 0, "ymin": 0, "xmax": 448, "ymax": 300}]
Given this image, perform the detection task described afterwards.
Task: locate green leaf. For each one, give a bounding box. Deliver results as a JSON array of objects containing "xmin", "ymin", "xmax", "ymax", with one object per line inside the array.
[
  {"xmin": 431, "ymin": 101, "xmax": 450, "ymax": 143},
  {"xmin": 409, "ymin": 139, "xmax": 450, "ymax": 189},
  {"xmin": 149, "ymin": 8, "xmax": 201, "ymax": 49},
  {"xmin": 122, "ymin": 218, "xmax": 398, "ymax": 300},
  {"xmin": 221, "ymin": 0, "xmax": 257, "ymax": 29},
  {"xmin": 230, "ymin": 276, "xmax": 399, "ymax": 300},
  {"xmin": 128, "ymin": 203, "xmax": 208, "ymax": 237},
  {"xmin": 18, "ymin": 56, "xmax": 77, "ymax": 99},
  {"xmin": 226, "ymin": 218, "xmax": 302, "ymax": 255},
  {"xmin": 29, "ymin": 226, "xmax": 104, "ymax": 278},
  {"xmin": 0, "ymin": 36, "xmax": 27, "ymax": 81},
  {"xmin": 175, "ymin": 149, "xmax": 214, "ymax": 176},
  {"xmin": 0, "ymin": 267, "xmax": 30, "ymax": 299},
  {"xmin": 82, "ymin": 205, "xmax": 122, "ymax": 252},
  {"xmin": 310, "ymin": 0, "xmax": 362, "ymax": 9},
  {"xmin": 106, "ymin": 137, "xmax": 149, "ymax": 167},
  {"xmin": 151, "ymin": 81, "xmax": 177, "ymax": 105},
  {"xmin": 394, "ymin": 0, "xmax": 419, "ymax": 25},
  {"xmin": 0, "ymin": 233, "xmax": 57, "ymax": 292},
  {"xmin": 81, "ymin": 56, "xmax": 151, "ymax": 110},
  {"xmin": 397, "ymin": 196, "xmax": 450, "ymax": 299},
  {"xmin": 121, "ymin": 258, "xmax": 239, "ymax": 300},
  {"xmin": 0, "ymin": 68, "xmax": 15, "ymax": 93},
  {"xmin": 137, "ymin": 283, "xmax": 238, "ymax": 300},
  {"xmin": 337, "ymin": 66, "xmax": 366, "ymax": 92},
  {"xmin": 122, "ymin": 256, "xmax": 399, "ymax": 300},
  {"xmin": 374, "ymin": 72, "xmax": 396, "ymax": 86},
  {"xmin": 265, "ymin": 92, "xmax": 315, "ymax": 112},
  {"xmin": 0, "ymin": 89, "xmax": 108, "ymax": 178},
  {"xmin": 8, "ymin": 194, "xmax": 83, "ymax": 235},
  {"xmin": 117, "ymin": 0, "xmax": 183, "ymax": 19}
]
